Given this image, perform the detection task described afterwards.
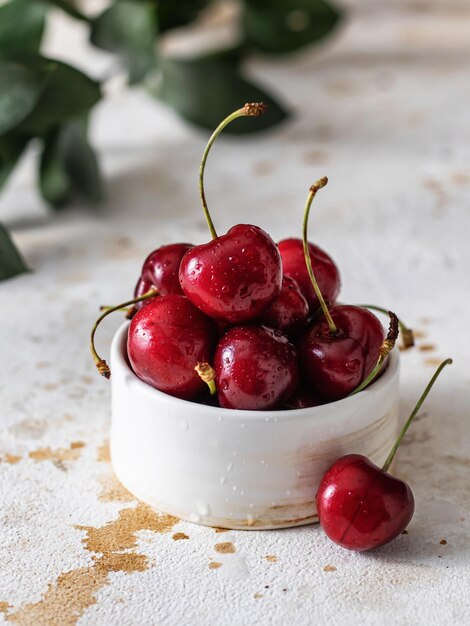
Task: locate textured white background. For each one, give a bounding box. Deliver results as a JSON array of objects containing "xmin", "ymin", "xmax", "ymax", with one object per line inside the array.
[{"xmin": 1, "ymin": 1, "xmax": 470, "ymax": 624}]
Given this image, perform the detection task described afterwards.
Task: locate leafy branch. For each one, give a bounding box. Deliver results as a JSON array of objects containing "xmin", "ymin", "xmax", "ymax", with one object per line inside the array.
[{"xmin": 0, "ymin": 0, "xmax": 341, "ymax": 280}]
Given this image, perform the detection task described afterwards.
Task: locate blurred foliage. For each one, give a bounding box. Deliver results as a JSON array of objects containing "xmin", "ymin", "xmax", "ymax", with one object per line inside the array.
[{"xmin": 0, "ymin": 0, "xmax": 341, "ymax": 280}]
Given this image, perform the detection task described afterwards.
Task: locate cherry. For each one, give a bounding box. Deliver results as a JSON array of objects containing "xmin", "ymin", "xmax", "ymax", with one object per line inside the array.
[
  {"xmin": 212, "ymin": 325, "xmax": 299, "ymax": 410},
  {"xmin": 300, "ymin": 304, "xmax": 389, "ymax": 401},
  {"xmin": 316, "ymin": 359, "xmax": 452, "ymax": 551},
  {"xmin": 295, "ymin": 178, "xmax": 396, "ymax": 401},
  {"xmin": 127, "ymin": 294, "xmax": 218, "ymax": 400},
  {"xmin": 133, "ymin": 243, "xmax": 192, "ymax": 311},
  {"xmin": 278, "ymin": 240, "xmax": 340, "ymax": 313},
  {"xmin": 180, "ymin": 224, "xmax": 282, "ymax": 323},
  {"xmin": 260, "ymin": 276, "xmax": 309, "ymax": 336},
  {"xmin": 179, "ymin": 103, "xmax": 282, "ymax": 323}
]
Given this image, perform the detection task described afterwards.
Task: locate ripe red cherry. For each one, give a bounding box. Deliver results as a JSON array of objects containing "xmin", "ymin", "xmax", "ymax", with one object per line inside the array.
[
  {"xmin": 260, "ymin": 276, "xmax": 309, "ymax": 336},
  {"xmin": 133, "ymin": 243, "xmax": 192, "ymax": 311},
  {"xmin": 213, "ymin": 326, "xmax": 299, "ymax": 410},
  {"xmin": 300, "ymin": 304, "xmax": 386, "ymax": 401},
  {"xmin": 316, "ymin": 454, "xmax": 414, "ymax": 551},
  {"xmin": 179, "ymin": 103, "xmax": 282, "ymax": 324},
  {"xmin": 127, "ymin": 294, "xmax": 217, "ymax": 400},
  {"xmin": 316, "ymin": 359, "xmax": 452, "ymax": 551},
  {"xmin": 283, "ymin": 388, "xmax": 323, "ymax": 410},
  {"xmin": 278, "ymin": 238, "xmax": 340, "ymax": 312},
  {"xmin": 180, "ymin": 224, "xmax": 282, "ymax": 323}
]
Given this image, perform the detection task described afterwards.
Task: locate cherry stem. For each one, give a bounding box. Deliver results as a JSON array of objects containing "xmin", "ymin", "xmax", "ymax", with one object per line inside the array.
[
  {"xmin": 195, "ymin": 362, "xmax": 217, "ymax": 395},
  {"xmin": 302, "ymin": 176, "xmax": 337, "ymax": 334},
  {"xmin": 382, "ymin": 358, "xmax": 453, "ymax": 472},
  {"xmin": 90, "ymin": 288, "xmax": 158, "ymax": 379},
  {"xmin": 349, "ymin": 311, "xmax": 399, "ymax": 396},
  {"xmin": 199, "ymin": 102, "xmax": 268, "ymax": 240},
  {"xmin": 100, "ymin": 305, "xmax": 133, "ymax": 313},
  {"xmin": 359, "ymin": 304, "xmax": 414, "ymax": 349}
]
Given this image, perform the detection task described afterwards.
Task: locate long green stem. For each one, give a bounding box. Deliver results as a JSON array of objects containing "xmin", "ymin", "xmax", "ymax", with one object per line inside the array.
[
  {"xmin": 199, "ymin": 102, "xmax": 267, "ymax": 240},
  {"xmin": 302, "ymin": 177, "xmax": 337, "ymax": 334},
  {"xmin": 90, "ymin": 288, "xmax": 158, "ymax": 378},
  {"xmin": 382, "ymin": 358, "xmax": 452, "ymax": 472},
  {"xmin": 359, "ymin": 304, "xmax": 414, "ymax": 349},
  {"xmin": 349, "ymin": 311, "xmax": 399, "ymax": 396}
]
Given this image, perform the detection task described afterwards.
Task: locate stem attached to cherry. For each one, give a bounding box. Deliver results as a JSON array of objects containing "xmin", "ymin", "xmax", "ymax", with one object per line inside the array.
[
  {"xmin": 359, "ymin": 304, "xmax": 414, "ymax": 349},
  {"xmin": 90, "ymin": 288, "xmax": 158, "ymax": 379},
  {"xmin": 199, "ymin": 102, "xmax": 268, "ymax": 240},
  {"xmin": 195, "ymin": 362, "xmax": 217, "ymax": 395},
  {"xmin": 382, "ymin": 358, "xmax": 452, "ymax": 472},
  {"xmin": 349, "ymin": 311, "xmax": 399, "ymax": 396},
  {"xmin": 302, "ymin": 177, "xmax": 337, "ymax": 335}
]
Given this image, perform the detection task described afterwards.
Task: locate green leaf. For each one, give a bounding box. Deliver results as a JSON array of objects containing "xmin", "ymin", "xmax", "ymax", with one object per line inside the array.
[
  {"xmin": 90, "ymin": 1, "xmax": 157, "ymax": 84},
  {"xmin": 0, "ymin": 134, "xmax": 30, "ymax": 189},
  {"xmin": 155, "ymin": 50, "xmax": 288, "ymax": 133},
  {"xmin": 0, "ymin": 222, "xmax": 29, "ymax": 281},
  {"xmin": 0, "ymin": 0, "xmax": 47, "ymax": 58},
  {"xmin": 0, "ymin": 62, "xmax": 45, "ymax": 135},
  {"xmin": 39, "ymin": 118, "xmax": 103, "ymax": 208},
  {"xmin": 155, "ymin": 0, "xmax": 211, "ymax": 33},
  {"xmin": 243, "ymin": 0, "xmax": 341, "ymax": 54},
  {"xmin": 17, "ymin": 58, "xmax": 101, "ymax": 134}
]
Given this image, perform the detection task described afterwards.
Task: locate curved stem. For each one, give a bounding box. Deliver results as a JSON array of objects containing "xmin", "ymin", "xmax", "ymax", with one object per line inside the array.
[
  {"xmin": 90, "ymin": 288, "xmax": 158, "ymax": 379},
  {"xmin": 302, "ymin": 177, "xmax": 337, "ymax": 334},
  {"xmin": 359, "ymin": 304, "xmax": 414, "ymax": 349},
  {"xmin": 382, "ymin": 358, "xmax": 452, "ymax": 472},
  {"xmin": 195, "ymin": 362, "xmax": 217, "ymax": 395},
  {"xmin": 199, "ymin": 102, "xmax": 267, "ymax": 240},
  {"xmin": 349, "ymin": 311, "xmax": 399, "ymax": 396}
]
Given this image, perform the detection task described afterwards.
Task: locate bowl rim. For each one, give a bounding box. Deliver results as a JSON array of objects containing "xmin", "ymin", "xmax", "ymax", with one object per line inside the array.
[{"xmin": 111, "ymin": 321, "xmax": 399, "ymax": 422}]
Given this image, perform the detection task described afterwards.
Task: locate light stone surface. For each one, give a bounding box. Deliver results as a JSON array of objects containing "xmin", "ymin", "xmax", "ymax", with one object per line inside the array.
[{"xmin": 1, "ymin": 2, "xmax": 469, "ymax": 625}]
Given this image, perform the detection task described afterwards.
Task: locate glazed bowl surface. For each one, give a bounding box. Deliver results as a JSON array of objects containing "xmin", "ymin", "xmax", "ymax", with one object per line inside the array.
[{"xmin": 110, "ymin": 322, "xmax": 400, "ymax": 529}]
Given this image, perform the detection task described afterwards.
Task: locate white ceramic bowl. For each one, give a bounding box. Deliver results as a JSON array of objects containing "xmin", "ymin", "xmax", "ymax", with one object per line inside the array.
[{"xmin": 110, "ymin": 322, "xmax": 400, "ymax": 530}]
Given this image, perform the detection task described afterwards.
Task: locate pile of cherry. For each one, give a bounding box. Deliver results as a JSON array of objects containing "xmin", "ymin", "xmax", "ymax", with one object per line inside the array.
[{"xmin": 91, "ymin": 103, "xmax": 452, "ymax": 551}]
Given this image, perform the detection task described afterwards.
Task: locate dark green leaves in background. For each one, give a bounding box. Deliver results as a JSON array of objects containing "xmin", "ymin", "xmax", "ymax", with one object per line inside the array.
[
  {"xmin": 243, "ymin": 0, "xmax": 341, "ymax": 54},
  {"xmin": 90, "ymin": 1, "xmax": 158, "ymax": 84},
  {"xmin": 0, "ymin": 0, "xmax": 341, "ymax": 280}
]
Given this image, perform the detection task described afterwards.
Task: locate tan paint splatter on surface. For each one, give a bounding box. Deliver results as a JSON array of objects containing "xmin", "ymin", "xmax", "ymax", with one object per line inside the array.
[
  {"xmin": 252, "ymin": 161, "xmax": 274, "ymax": 177},
  {"xmin": 301, "ymin": 149, "xmax": 328, "ymax": 165},
  {"xmin": 253, "ymin": 593, "xmax": 263, "ymax": 599},
  {"xmin": 81, "ymin": 375, "xmax": 94, "ymax": 385},
  {"xmin": 440, "ymin": 539, "xmax": 448, "ymax": 545},
  {"xmin": 452, "ymin": 171, "xmax": 470, "ymax": 185},
  {"xmin": 6, "ymin": 504, "xmax": 179, "ymax": 626},
  {"xmin": 6, "ymin": 554, "xmax": 146, "ymax": 626},
  {"xmin": 418, "ymin": 343, "xmax": 436, "ymax": 352},
  {"xmin": 98, "ymin": 472, "xmax": 135, "ymax": 503},
  {"xmin": 0, "ymin": 602, "xmax": 11, "ymax": 613},
  {"xmin": 172, "ymin": 532, "xmax": 189, "ymax": 541},
  {"xmin": 43, "ymin": 383, "xmax": 59, "ymax": 391},
  {"xmin": 414, "ymin": 329, "xmax": 427, "ymax": 339},
  {"xmin": 214, "ymin": 542, "xmax": 236, "ymax": 554},
  {"xmin": 29, "ymin": 442, "xmax": 85, "ymax": 463},
  {"xmin": 2, "ymin": 454, "xmax": 21, "ymax": 465},
  {"xmin": 76, "ymin": 503, "xmax": 179, "ymax": 556},
  {"xmin": 264, "ymin": 555, "xmax": 278, "ymax": 563},
  {"xmin": 424, "ymin": 357, "xmax": 444, "ymax": 367},
  {"xmin": 323, "ymin": 565, "xmax": 337, "ymax": 572},
  {"xmin": 97, "ymin": 441, "xmax": 111, "ymax": 463},
  {"xmin": 209, "ymin": 562, "xmax": 222, "ymax": 570}
]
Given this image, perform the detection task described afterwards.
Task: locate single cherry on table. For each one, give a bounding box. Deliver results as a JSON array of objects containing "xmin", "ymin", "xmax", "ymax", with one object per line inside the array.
[
  {"xmin": 316, "ymin": 358, "xmax": 452, "ymax": 551},
  {"xmin": 179, "ymin": 103, "xmax": 282, "ymax": 324}
]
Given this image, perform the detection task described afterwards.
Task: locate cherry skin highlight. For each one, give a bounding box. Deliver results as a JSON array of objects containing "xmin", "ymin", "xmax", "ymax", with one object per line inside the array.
[
  {"xmin": 179, "ymin": 224, "xmax": 282, "ymax": 324},
  {"xmin": 300, "ymin": 305, "xmax": 385, "ymax": 401},
  {"xmin": 133, "ymin": 243, "xmax": 192, "ymax": 310},
  {"xmin": 127, "ymin": 294, "xmax": 217, "ymax": 400},
  {"xmin": 260, "ymin": 276, "xmax": 309, "ymax": 337},
  {"xmin": 278, "ymin": 238, "xmax": 340, "ymax": 313},
  {"xmin": 316, "ymin": 454, "xmax": 414, "ymax": 551},
  {"xmin": 213, "ymin": 325, "xmax": 299, "ymax": 410}
]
